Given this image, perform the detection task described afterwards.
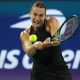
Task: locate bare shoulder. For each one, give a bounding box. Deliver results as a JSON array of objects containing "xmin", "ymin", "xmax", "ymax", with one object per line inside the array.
[
  {"xmin": 45, "ymin": 17, "xmax": 60, "ymax": 36},
  {"xmin": 20, "ymin": 28, "xmax": 30, "ymax": 41},
  {"xmin": 20, "ymin": 28, "xmax": 30, "ymax": 37},
  {"xmin": 47, "ymin": 17, "xmax": 59, "ymax": 24}
]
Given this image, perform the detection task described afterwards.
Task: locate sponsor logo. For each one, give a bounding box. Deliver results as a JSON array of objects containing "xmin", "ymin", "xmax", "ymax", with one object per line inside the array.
[
  {"xmin": 0, "ymin": 49, "xmax": 80, "ymax": 70},
  {"xmin": 10, "ymin": 9, "xmax": 66, "ymax": 29}
]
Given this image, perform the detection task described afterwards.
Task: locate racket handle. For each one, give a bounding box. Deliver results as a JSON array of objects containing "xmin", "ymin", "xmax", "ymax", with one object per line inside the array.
[
  {"xmin": 50, "ymin": 35, "xmax": 61, "ymax": 41},
  {"xmin": 50, "ymin": 36, "xmax": 55, "ymax": 41}
]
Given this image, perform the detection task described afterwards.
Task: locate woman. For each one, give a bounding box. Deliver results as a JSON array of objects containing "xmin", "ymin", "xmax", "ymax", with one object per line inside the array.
[{"xmin": 20, "ymin": 1, "xmax": 72, "ymax": 80}]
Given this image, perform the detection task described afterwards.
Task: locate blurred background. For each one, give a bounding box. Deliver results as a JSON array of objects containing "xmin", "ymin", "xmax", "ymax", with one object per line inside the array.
[{"xmin": 0, "ymin": 1, "xmax": 80, "ymax": 80}]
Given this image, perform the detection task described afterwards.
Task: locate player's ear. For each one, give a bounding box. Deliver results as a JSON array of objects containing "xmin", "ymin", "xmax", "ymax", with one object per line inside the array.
[
  {"xmin": 30, "ymin": 11, "xmax": 31, "ymax": 14},
  {"xmin": 29, "ymin": 11, "xmax": 31, "ymax": 17}
]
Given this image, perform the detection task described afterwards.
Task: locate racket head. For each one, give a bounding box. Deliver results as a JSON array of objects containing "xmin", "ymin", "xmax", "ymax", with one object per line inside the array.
[{"xmin": 59, "ymin": 15, "xmax": 79, "ymax": 41}]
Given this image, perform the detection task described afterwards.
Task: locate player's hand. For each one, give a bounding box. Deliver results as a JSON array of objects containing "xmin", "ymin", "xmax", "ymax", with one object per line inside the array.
[
  {"xmin": 33, "ymin": 41, "xmax": 45, "ymax": 50},
  {"xmin": 43, "ymin": 37, "xmax": 60, "ymax": 47},
  {"xmin": 43, "ymin": 37, "xmax": 53, "ymax": 47}
]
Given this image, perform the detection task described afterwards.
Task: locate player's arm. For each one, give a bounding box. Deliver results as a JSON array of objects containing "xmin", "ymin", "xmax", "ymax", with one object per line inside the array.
[
  {"xmin": 45, "ymin": 17, "xmax": 60, "ymax": 46},
  {"xmin": 20, "ymin": 29, "xmax": 36, "ymax": 57},
  {"xmin": 49, "ymin": 17, "xmax": 60, "ymax": 46}
]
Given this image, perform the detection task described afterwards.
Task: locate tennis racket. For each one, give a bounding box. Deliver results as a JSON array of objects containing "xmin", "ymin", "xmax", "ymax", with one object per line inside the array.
[{"xmin": 50, "ymin": 15, "xmax": 79, "ymax": 42}]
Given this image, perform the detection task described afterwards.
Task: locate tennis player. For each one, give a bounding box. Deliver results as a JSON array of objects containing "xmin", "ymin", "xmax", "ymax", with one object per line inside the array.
[{"xmin": 20, "ymin": 1, "xmax": 72, "ymax": 80}]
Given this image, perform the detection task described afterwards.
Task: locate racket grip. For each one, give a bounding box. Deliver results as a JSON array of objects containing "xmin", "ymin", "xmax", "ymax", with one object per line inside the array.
[
  {"xmin": 50, "ymin": 35, "xmax": 60, "ymax": 41},
  {"xmin": 50, "ymin": 36, "xmax": 55, "ymax": 41},
  {"xmin": 45, "ymin": 37, "xmax": 53, "ymax": 42},
  {"xmin": 46, "ymin": 37, "xmax": 51, "ymax": 42}
]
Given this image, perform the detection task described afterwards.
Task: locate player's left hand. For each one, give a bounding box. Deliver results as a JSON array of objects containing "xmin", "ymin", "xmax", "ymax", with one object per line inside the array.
[
  {"xmin": 43, "ymin": 37, "xmax": 53, "ymax": 47},
  {"xmin": 43, "ymin": 37, "xmax": 60, "ymax": 47}
]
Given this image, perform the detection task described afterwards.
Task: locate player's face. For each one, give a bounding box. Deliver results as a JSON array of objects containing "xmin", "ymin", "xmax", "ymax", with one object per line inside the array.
[{"xmin": 30, "ymin": 7, "xmax": 46, "ymax": 29}]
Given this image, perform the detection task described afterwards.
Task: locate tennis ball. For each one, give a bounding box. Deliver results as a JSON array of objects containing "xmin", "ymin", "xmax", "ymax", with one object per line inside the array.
[{"xmin": 29, "ymin": 34, "xmax": 37, "ymax": 42}]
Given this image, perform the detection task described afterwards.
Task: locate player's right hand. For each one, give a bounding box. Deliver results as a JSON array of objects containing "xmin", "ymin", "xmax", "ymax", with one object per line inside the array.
[{"xmin": 33, "ymin": 41, "xmax": 45, "ymax": 50}]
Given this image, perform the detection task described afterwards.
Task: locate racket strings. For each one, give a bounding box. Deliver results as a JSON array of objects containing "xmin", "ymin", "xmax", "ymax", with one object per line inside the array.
[{"xmin": 59, "ymin": 15, "xmax": 79, "ymax": 41}]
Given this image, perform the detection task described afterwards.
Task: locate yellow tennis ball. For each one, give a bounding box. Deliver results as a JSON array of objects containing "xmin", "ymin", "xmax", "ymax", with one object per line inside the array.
[{"xmin": 29, "ymin": 34, "xmax": 37, "ymax": 42}]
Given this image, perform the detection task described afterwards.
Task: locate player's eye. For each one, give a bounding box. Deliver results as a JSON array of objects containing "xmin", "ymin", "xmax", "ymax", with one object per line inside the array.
[
  {"xmin": 39, "ymin": 14, "xmax": 44, "ymax": 17},
  {"xmin": 33, "ymin": 13, "xmax": 37, "ymax": 16}
]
